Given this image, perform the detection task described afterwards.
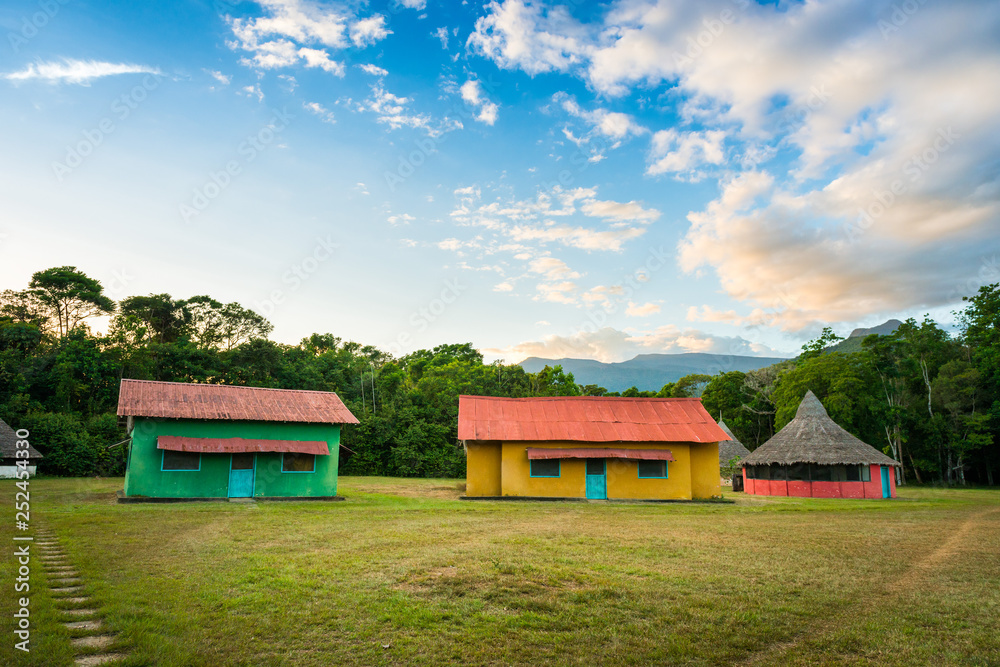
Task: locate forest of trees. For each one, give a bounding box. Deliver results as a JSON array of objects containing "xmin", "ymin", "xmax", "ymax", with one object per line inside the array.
[{"xmin": 2, "ymin": 266, "xmax": 998, "ymax": 485}]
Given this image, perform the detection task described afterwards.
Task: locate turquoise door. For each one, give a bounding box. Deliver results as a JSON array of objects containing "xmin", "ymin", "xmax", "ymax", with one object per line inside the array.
[
  {"xmin": 880, "ymin": 466, "xmax": 890, "ymax": 498},
  {"xmin": 586, "ymin": 459, "xmax": 607, "ymax": 499},
  {"xmin": 229, "ymin": 453, "xmax": 255, "ymax": 498}
]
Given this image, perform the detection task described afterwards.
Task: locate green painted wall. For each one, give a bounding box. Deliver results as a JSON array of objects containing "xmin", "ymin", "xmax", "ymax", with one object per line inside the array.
[{"xmin": 123, "ymin": 418, "xmax": 341, "ymax": 498}]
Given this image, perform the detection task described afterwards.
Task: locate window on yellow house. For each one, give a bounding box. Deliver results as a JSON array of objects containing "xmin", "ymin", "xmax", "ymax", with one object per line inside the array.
[
  {"xmin": 637, "ymin": 460, "xmax": 667, "ymax": 478},
  {"xmin": 529, "ymin": 459, "xmax": 560, "ymax": 477}
]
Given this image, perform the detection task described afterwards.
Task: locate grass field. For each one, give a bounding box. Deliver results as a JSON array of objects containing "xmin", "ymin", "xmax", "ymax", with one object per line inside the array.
[{"xmin": 2, "ymin": 478, "xmax": 999, "ymax": 666}]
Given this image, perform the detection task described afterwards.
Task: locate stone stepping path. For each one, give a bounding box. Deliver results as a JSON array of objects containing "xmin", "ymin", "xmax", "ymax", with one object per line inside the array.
[
  {"xmin": 72, "ymin": 635, "xmax": 115, "ymax": 650},
  {"xmin": 75, "ymin": 654, "xmax": 126, "ymax": 666},
  {"xmin": 63, "ymin": 608, "xmax": 99, "ymax": 617},
  {"xmin": 65, "ymin": 620, "xmax": 103, "ymax": 631},
  {"xmin": 35, "ymin": 529, "xmax": 128, "ymax": 666}
]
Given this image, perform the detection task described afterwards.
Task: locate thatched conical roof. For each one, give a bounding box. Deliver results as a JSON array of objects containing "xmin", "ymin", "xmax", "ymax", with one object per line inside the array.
[
  {"xmin": 717, "ymin": 419, "xmax": 751, "ymax": 463},
  {"xmin": 741, "ymin": 391, "xmax": 898, "ymax": 467},
  {"xmin": 1, "ymin": 419, "xmax": 43, "ymax": 460}
]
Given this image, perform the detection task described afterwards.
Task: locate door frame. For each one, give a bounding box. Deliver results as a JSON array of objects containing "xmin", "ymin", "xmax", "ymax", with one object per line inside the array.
[
  {"xmin": 228, "ymin": 453, "xmax": 256, "ymax": 498},
  {"xmin": 585, "ymin": 458, "xmax": 607, "ymax": 500}
]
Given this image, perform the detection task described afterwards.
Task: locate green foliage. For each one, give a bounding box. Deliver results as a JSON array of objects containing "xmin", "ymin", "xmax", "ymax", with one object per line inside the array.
[
  {"xmin": 28, "ymin": 265, "xmax": 116, "ymax": 337},
  {"xmin": 720, "ymin": 455, "xmax": 743, "ymax": 479},
  {"xmin": 1, "ymin": 265, "xmax": 997, "ymax": 484},
  {"xmin": 19, "ymin": 411, "xmax": 124, "ymax": 477},
  {"xmin": 800, "ymin": 326, "xmax": 845, "ymax": 360}
]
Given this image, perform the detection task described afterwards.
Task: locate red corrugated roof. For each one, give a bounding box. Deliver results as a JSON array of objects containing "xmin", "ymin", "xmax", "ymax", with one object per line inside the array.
[
  {"xmin": 157, "ymin": 436, "xmax": 329, "ymax": 455},
  {"xmin": 458, "ymin": 395, "xmax": 727, "ymax": 443},
  {"xmin": 526, "ymin": 447, "xmax": 674, "ymax": 461},
  {"xmin": 117, "ymin": 380, "xmax": 359, "ymax": 424}
]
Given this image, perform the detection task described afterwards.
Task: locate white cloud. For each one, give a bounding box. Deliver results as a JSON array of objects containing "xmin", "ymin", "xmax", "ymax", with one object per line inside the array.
[
  {"xmin": 2, "ymin": 59, "xmax": 162, "ymax": 85},
  {"xmin": 303, "ymin": 101, "xmax": 335, "ymax": 124},
  {"xmin": 626, "ymin": 301, "xmax": 661, "ymax": 317},
  {"xmin": 488, "ymin": 326, "xmax": 783, "ymax": 364},
  {"xmin": 438, "ymin": 238, "xmax": 465, "ymax": 251},
  {"xmin": 467, "ymin": 0, "xmax": 593, "ymax": 75},
  {"xmin": 205, "ymin": 69, "xmax": 231, "ymax": 86},
  {"xmin": 508, "ymin": 223, "xmax": 646, "ymax": 252},
  {"xmin": 227, "ymin": 0, "xmax": 385, "ymax": 74},
  {"xmin": 297, "ymin": 47, "xmax": 345, "ymax": 75},
  {"xmin": 528, "ymin": 256, "xmax": 581, "ymax": 281},
  {"xmin": 239, "ymin": 84, "xmax": 264, "ymax": 101},
  {"xmin": 450, "ymin": 184, "xmax": 659, "ymax": 253},
  {"xmin": 460, "ymin": 79, "xmax": 499, "ymax": 125},
  {"xmin": 535, "ymin": 280, "xmax": 579, "ymax": 304},
  {"xmin": 678, "ymin": 169, "xmax": 1000, "ymax": 332},
  {"xmin": 399, "ymin": 0, "xmax": 427, "ymax": 9},
  {"xmin": 350, "ymin": 15, "xmax": 390, "ymax": 47},
  {"xmin": 388, "ymin": 213, "xmax": 415, "ymax": 225},
  {"xmin": 356, "ymin": 84, "xmax": 462, "ymax": 137},
  {"xmin": 556, "ymin": 92, "xmax": 645, "ymax": 140},
  {"xmin": 581, "ymin": 284, "xmax": 625, "ymax": 309},
  {"xmin": 435, "ymin": 26, "xmax": 450, "ymax": 49},
  {"xmin": 354, "ymin": 182, "xmax": 369, "ymax": 195},
  {"xmin": 229, "ymin": 0, "xmax": 349, "ymax": 49},
  {"xmin": 580, "ymin": 199, "xmax": 660, "ymax": 223},
  {"xmin": 443, "ymin": 184, "xmax": 660, "ymax": 305},
  {"xmin": 470, "ymin": 0, "xmax": 1000, "ymax": 330},
  {"xmin": 358, "ymin": 63, "xmax": 387, "ymax": 76},
  {"xmin": 647, "ymin": 128, "xmax": 726, "ymax": 180}
]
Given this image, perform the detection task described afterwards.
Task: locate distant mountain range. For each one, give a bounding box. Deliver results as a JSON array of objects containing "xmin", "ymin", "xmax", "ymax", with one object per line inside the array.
[
  {"xmin": 826, "ymin": 319, "xmax": 904, "ymax": 355},
  {"xmin": 848, "ymin": 319, "xmax": 903, "ymax": 339},
  {"xmin": 518, "ymin": 352, "xmax": 789, "ymax": 393}
]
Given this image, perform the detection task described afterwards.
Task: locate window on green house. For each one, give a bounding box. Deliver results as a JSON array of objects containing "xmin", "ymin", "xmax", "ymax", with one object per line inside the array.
[
  {"xmin": 161, "ymin": 450, "xmax": 200, "ymax": 471},
  {"xmin": 529, "ymin": 459, "xmax": 560, "ymax": 477},
  {"xmin": 282, "ymin": 453, "xmax": 316, "ymax": 472},
  {"xmin": 637, "ymin": 460, "xmax": 668, "ymax": 478}
]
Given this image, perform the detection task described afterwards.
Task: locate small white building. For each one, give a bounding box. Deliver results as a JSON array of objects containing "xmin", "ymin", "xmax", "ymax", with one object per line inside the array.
[{"xmin": 0, "ymin": 419, "xmax": 43, "ymax": 479}]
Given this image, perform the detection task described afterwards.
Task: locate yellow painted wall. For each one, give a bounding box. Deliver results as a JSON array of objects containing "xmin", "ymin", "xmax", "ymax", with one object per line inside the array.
[
  {"xmin": 464, "ymin": 439, "xmax": 721, "ymax": 500},
  {"xmin": 465, "ymin": 441, "xmax": 502, "ymax": 497},
  {"xmin": 501, "ymin": 441, "xmax": 586, "ymax": 497},
  {"xmin": 689, "ymin": 442, "xmax": 721, "ymax": 499},
  {"xmin": 606, "ymin": 443, "xmax": 691, "ymax": 500}
]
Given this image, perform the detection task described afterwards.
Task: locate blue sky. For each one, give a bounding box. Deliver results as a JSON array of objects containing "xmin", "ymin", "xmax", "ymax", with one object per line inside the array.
[{"xmin": 2, "ymin": 0, "xmax": 998, "ymax": 362}]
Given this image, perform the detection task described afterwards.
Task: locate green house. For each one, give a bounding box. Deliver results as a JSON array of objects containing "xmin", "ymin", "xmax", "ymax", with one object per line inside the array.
[{"xmin": 118, "ymin": 380, "xmax": 359, "ymax": 501}]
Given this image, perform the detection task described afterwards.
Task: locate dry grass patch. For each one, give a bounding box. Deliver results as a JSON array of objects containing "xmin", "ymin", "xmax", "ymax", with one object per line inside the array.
[{"xmin": 1, "ymin": 478, "xmax": 998, "ymax": 666}]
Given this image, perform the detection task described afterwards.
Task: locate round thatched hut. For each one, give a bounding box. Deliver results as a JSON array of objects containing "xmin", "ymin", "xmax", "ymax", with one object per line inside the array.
[
  {"xmin": 742, "ymin": 391, "xmax": 900, "ymax": 499},
  {"xmin": 1, "ymin": 418, "xmax": 43, "ymax": 478},
  {"xmin": 718, "ymin": 419, "xmax": 751, "ymax": 466}
]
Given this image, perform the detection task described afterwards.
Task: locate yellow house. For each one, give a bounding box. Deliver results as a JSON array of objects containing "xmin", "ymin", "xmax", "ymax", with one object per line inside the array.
[{"xmin": 458, "ymin": 395, "xmax": 725, "ymax": 501}]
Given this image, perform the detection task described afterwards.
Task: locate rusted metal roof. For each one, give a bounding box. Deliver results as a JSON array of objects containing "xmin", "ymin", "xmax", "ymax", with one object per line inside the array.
[
  {"xmin": 157, "ymin": 436, "xmax": 330, "ymax": 456},
  {"xmin": 458, "ymin": 395, "xmax": 727, "ymax": 443},
  {"xmin": 117, "ymin": 379, "xmax": 359, "ymax": 424},
  {"xmin": 526, "ymin": 447, "xmax": 674, "ymax": 461}
]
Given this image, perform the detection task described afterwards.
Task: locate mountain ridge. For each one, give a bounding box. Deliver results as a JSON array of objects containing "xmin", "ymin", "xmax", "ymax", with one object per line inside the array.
[{"xmin": 518, "ymin": 352, "xmax": 789, "ymax": 393}]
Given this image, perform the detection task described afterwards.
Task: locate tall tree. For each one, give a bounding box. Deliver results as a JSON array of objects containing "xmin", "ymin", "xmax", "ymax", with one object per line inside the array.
[
  {"xmin": 861, "ymin": 332, "xmax": 913, "ymax": 482},
  {"xmin": 958, "ymin": 283, "xmax": 1000, "ymax": 484},
  {"xmin": 185, "ymin": 296, "xmax": 273, "ymax": 351},
  {"xmin": 0, "ymin": 289, "xmax": 52, "ymax": 332},
  {"xmin": 28, "ymin": 266, "xmax": 115, "ymax": 337},
  {"xmin": 114, "ymin": 294, "xmax": 191, "ymax": 345}
]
